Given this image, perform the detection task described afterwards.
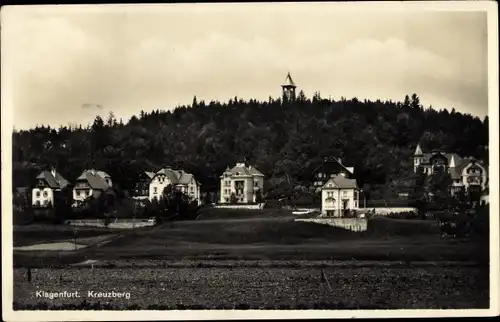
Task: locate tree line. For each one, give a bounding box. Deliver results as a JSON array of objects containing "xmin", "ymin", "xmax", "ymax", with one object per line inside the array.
[{"xmin": 13, "ymin": 93, "xmax": 488, "ymax": 201}]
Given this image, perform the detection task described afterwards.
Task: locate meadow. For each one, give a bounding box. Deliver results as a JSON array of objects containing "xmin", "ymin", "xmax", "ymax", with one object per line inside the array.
[{"xmin": 12, "ymin": 208, "xmax": 490, "ymax": 309}]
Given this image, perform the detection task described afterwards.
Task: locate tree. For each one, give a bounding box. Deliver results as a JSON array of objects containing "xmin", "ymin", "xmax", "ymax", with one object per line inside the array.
[
  {"xmin": 230, "ymin": 192, "xmax": 238, "ymax": 204},
  {"xmin": 410, "ymin": 93, "xmax": 421, "ymax": 109},
  {"xmin": 403, "ymin": 95, "xmax": 411, "ymax": 107},
  {"xmin": 12, "ymin": 93, "xmax": 488, "ymax": 209},
  {"xmin": 106, "ymin": 111, "xmax": 117, "ymax": 127},
  {"xmin": 312, "ymin": 91, "xmax": 321, "ymax": 102},
  {"xmin": 53, "ymin": 186, "xmax": 73, "ymax": 224},
  {"xmin": 255, "ymin": 189, "xmax": 263, "ymax": 203},
  {"xmin": 203, "ymin": 192, "xmax": 212, "ymax": 205},
  {"xmin": 427, "ymin": 168, "xmax": 453, "ymax": 210}
]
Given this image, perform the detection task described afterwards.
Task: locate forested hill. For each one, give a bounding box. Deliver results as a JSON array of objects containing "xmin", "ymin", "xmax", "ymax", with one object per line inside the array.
[{"xmin": 12, "ymin": 93, "xmax": 488, "ymax": 199}]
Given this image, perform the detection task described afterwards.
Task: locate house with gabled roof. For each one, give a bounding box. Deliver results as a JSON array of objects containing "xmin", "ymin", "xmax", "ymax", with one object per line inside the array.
[
  {"xmin": 149, "ymin": 167, "xmax": 201, "ymax": 204},
  {"xmin": 219, "ymin": 162, "xmax": 265, "ymax": 204},
  {"xmin": 321, "ymin": 173, "xmax": 360, "ymax": 217},
  {"xmin": 73, "ymin": 169, "xmax": 112, "ymax": 203},
  {"xmin": 133, "ymin": 171, "xmax": 156, "ymax": 200},
  {"xmin": 312, "ymin": 157, "xmax": 355, "ymax": 193},
  {"xmin": 413, "ymin": 143, "xmax": 488, "ymax": 203},
  {"xmin": 32, "ymin": 167, "xmax": 70, "ymax": 207}
]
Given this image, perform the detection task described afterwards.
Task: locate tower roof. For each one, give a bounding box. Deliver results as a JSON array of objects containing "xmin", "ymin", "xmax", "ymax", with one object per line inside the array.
[
  {"xmin": 282, "ymin": 72, "xmax": 296, "ymax": 87},
  {"xmin": 414, "ymin": 143, "xmax": 423, "ymax": 155}
]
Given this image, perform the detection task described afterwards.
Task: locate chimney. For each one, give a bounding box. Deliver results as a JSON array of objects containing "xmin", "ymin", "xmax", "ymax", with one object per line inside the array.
[
  {"xmin": 50, "ymin": 167, "xmax": 56, "ymax": 178},
  {"xmin": 90, "ymin": 169, "xmax": 96, "ymax": 175},
  {"xmin": 337, "ymin": 157, "xmax": 342, "ymax": 165}
]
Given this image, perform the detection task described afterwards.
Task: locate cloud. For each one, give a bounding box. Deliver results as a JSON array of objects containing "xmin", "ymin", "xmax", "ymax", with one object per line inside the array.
[{"xmin": 3, "ymin": 6, "xmax": 489, "ymax": 129}]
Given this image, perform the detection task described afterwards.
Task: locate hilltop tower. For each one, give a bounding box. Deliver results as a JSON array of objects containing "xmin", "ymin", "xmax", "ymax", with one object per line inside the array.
[{"xmin": 281, "ymin": 72, "xmax": 296, "ymax": 102}]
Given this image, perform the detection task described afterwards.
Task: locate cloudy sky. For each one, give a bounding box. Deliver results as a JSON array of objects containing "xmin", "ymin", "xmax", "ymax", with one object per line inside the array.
[{"xmin": 2, "ymin": 3, "xmax": 492, "ymax": 130}]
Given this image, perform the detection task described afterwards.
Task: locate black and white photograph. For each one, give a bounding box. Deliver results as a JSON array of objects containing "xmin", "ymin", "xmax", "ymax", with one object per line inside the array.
[{"xmin": 1, "ymin": 1, "xmax": 498, "ymax": 320}]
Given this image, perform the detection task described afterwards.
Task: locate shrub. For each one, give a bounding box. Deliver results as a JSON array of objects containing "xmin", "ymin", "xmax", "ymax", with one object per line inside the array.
[
  {"xmin": 230, "ymin": 193, "xmax": 238, "ymax": 204},
  {"xmin": 386, "ymin": 211, "xmax": 419, "ymax": 220},
  {"xmin": 263, "ymin": 199, "xmax": 283, "ymax": 209}
]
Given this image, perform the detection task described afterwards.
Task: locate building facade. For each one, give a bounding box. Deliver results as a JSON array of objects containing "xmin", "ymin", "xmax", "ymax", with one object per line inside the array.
[
  {"xmin": 413, "ymin": 143, "xmax": 488, "ymax": 203},
  {"xmin": 321, "ymin": 174, "xmax": 360, "ymax": 217},
  {"xmin": 32, "ymin": 168, "xmax": 69, "ymax": 207},
  {"xmin": 149, "ymin": 168, "xmax": 201, "ymax": 204},
  {"xmin": 72, "ymin": 169, "xmax": 112, "ymax": 204},
  {"xmin": 219, "ymin": 163, "xmax": 265, "ymax": 204},
  {"xmin": 133, "ymin": 171, "xmax": 155, "ymax": 200}
]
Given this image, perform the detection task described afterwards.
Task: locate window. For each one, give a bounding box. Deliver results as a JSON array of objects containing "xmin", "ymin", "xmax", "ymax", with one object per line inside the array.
[
  {"xmin": 190, "ymin": 187, "xmax": 194, "ymax": 192},
  {"xmin": 36, "ymin": 191, "xmax": 40, "ymax": 197},
  {"xmin": 154, "ymin": 187, "xmax": 158, "ymax": 194},
  {"xmin": 225, "ymin": 181, "xmax": 230, "ymax": 187},
  {"xmin": 77, "ymin": 190, "xmax": 81, "ymax": 197},
  {"xmin": 342, "ymin": 191, "xmax": 348, "ymax": 197},
  {"xmin": 43, "ymin": 200, "xmax": 48, "ymax": 206},
  {"xmin": 327, "ymin": 192, "xmax": 333, "ymax": 198},
  {"xmin": 35, "ymin": 200, "xmax": 40, "ymax": 206},
  {"xmin": 254, "ymin": 181, "xmax": 258, "ymax": 187},
  {"xmin": 43, "ymin": 191, "xmax": 48, "ymax": 197}
]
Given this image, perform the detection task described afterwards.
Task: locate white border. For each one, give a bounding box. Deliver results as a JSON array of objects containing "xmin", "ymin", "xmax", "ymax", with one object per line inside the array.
[{"xmin": 2, "ymin": 1, "xmax": 499, "ymax": 320}]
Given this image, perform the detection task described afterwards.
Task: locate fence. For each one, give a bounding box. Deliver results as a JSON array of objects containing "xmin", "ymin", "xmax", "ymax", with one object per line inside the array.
[
  {"xmin": 64, "ymin": 218, "xmax": 155, "ymax": 229},
  {"xmin": 214, "ymin": 204, "xmax": 264, "ymax": 210},
  {"xmin": 295, "ymin": 218, "xmax": 368, "ymax": 232},
  {"xmin": 358, "ymin": 207, "xmax": 417, "ymax": 215}
]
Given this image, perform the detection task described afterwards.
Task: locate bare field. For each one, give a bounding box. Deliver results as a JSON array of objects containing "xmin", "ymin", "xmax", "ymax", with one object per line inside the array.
[{"xmin": 13, "ymin": 264, "xmax": 489, "ymax": 309}]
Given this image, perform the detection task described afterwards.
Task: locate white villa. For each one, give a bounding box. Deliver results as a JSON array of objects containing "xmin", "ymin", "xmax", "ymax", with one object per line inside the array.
[
  {"xmin": 32, "ymin": 168, "xmax": 69, "ymax": 207},
  {"xmin": 321, "ymin": 174, "xmax": 360, "ymax": 217},
  {"xmin": 219, "ymin": 163, "xmax": 265, "ymax": 204},
  {"xmin": 73, "ymin": 169, "xmax": 112, "ymax": 204},
  {"xmin": 149, "ymin": 167, "xmax": 201, "ymax": 204},
  {"xmin": 413, "ymin": 143, "xmax": 489, "ymax": 202}
]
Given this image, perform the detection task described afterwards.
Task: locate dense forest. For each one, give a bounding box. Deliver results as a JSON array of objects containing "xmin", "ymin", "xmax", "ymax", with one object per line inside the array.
[{"xmin": 12, "ymin": 93, "xmax": 488, "ymax": 200}]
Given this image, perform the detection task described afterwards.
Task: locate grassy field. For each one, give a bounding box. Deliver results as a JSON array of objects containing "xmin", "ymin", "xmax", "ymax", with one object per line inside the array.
[
  {"xmin": 13, "ymin": 224, "xmax": 121, "ymax": 247},
  {"xmin": 13, "ymin": 209, "xmax": 488, "ymax": 265},
  {"xmin": 12, "ymin": 208, "xmax": 490, "ymax": 309},
  {"xmin": 195, "ymin": 207, "xmax": 292, "ymax": 220}
]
